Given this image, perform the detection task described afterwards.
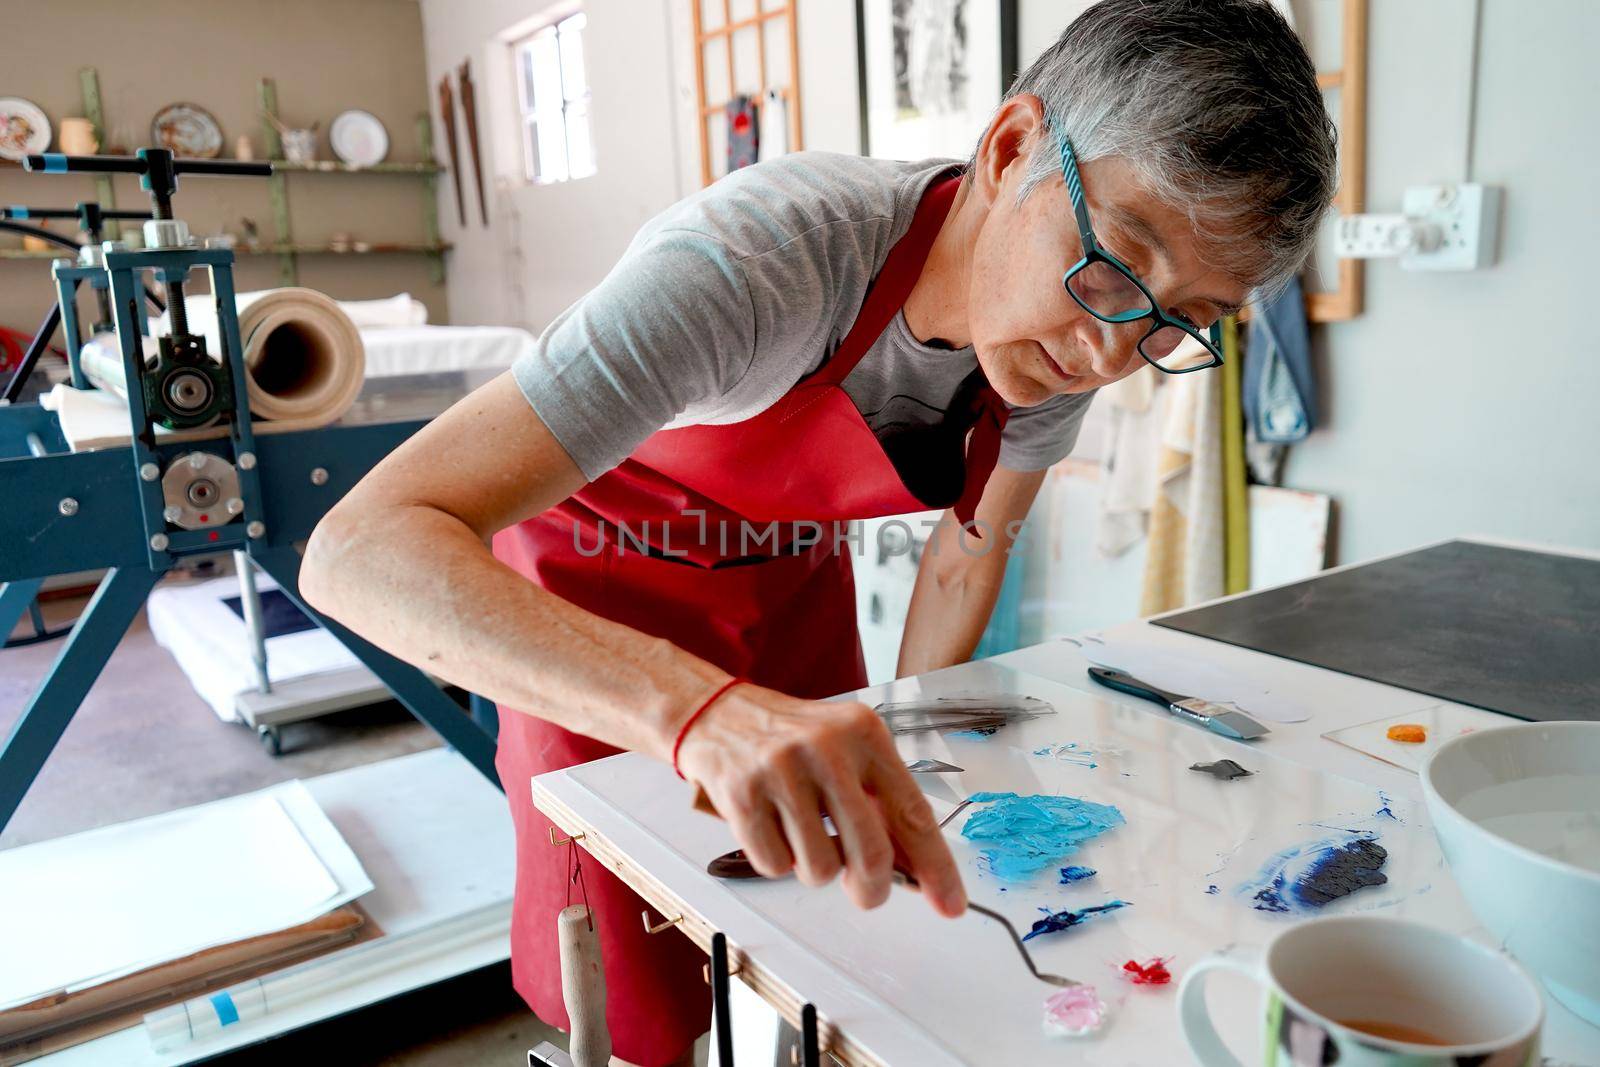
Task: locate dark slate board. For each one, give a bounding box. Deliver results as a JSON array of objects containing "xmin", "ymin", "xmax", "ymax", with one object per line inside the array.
[
  {"xmin": 222, "ymin": 588, "xmax": 318, "ymax": 639},
  {"xmin": 1153, "ymin": 540, "xmax": 1600, "ymax": 723}
]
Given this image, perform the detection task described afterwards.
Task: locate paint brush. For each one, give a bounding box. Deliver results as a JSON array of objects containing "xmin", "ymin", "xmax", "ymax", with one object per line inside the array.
[{"xmin": 1086, "ymin": 666, "xmax": 1270, "ymax": 741}]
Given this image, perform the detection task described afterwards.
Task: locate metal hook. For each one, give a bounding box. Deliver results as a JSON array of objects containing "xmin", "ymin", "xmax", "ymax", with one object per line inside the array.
[
  {"xmin": 702, "ymin": 956, "xmax": 742, "ymax": 984},
  {"xmin": 548, "ymin": 827, "xmax": 584, "ymax": 847},
  {"xmin": 641, "ymin": 909, "xmax": 683, "ymax": 935}
]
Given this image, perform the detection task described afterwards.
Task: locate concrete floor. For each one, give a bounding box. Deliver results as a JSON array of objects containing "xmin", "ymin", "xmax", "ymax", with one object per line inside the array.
[{"xmin": 1, "ymin": 586, "xmax": 570, "ymax": 1065}]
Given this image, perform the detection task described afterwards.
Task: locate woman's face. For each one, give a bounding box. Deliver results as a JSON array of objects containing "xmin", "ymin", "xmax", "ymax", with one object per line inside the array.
[{"xmin": 967, "ymin": 144, "xmax": 1252, "ymax": 408}]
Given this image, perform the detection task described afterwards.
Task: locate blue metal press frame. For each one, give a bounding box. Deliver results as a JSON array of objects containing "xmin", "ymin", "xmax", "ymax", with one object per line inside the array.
[{"xmin": 0, "ymin": 244, "xmax": 499, "ymax": 836}]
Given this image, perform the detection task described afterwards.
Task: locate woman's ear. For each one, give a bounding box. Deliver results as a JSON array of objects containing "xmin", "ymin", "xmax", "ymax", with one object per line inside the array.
[{"xmin": 972, "ymin": 94, "xmax": 1046, "ymax": 206}]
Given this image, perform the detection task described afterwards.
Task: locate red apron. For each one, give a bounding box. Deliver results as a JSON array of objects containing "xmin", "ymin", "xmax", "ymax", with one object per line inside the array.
[{"xmin": 492, "ymin": 174, "xmax": 1009, "ymax": 1066}]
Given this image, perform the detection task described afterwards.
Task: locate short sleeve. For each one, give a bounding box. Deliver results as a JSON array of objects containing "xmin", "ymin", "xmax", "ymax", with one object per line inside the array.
[
  {"xmin": 510, "ymin": 230, "xmax": 755, "ymax": 481},
  {"xmin": 997, "ymin": 390, "xmax": 1095, "ymax": 471}
]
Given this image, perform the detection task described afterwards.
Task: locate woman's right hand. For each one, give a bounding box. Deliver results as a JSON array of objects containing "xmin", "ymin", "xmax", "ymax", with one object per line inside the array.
[{"xmin": 674, "ymin": 681, "xmax": 968, "ymax": 919}]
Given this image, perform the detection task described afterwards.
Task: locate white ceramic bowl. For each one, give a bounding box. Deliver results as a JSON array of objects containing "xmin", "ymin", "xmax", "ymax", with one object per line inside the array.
[{"xmin": 1421, "ymin": 721, "xmax": 1600, "ymax": 1028}]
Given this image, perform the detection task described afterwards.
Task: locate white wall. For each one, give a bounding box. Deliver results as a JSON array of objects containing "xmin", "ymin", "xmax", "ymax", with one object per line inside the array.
[
  {"xmin": 424, "ymin": 0, "xmax": 1600, "ymax": 566},
  {"xmin": 1285, "ymin": 0, "xmax": 1600, "ymax": 560},
  {"xmin": 419, "ymin": 0, "xmax": 686, "ymax": 330}
]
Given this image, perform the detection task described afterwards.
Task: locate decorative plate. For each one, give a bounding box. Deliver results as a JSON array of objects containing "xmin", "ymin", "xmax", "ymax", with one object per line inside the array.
[
  {"xmin": 329, "ymin": 109, "xmax": 388, "ymax": 167},
  {"xmin": 151, "ymin": 103, "xmax": 223, "ymax": 158},
  {"xmin": 0, "ymin": 98, "xmax": 51, "ymax": 161}
]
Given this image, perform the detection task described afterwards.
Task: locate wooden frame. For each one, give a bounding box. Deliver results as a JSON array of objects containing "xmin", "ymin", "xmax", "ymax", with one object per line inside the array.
[
  {"xmin": 690, "ymin": 0, "xmax": 804, "ymax": 187},
  {"xmin": 853, "ymin": 0, "xmax": 1018, "ymax": 160},
  {"xmin": 1305, "ymin": 0, "xmax": 1368, "ymax": 323}
]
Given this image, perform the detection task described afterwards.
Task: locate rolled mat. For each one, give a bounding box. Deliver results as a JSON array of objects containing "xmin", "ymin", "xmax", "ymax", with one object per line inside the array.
[
  {"xmin": 234, "ymin": 287, "xmax": 365, "ymax": 428},
  {"xmin": 79, "ymin": 287, "xmax": 365, "ymax": 432}
]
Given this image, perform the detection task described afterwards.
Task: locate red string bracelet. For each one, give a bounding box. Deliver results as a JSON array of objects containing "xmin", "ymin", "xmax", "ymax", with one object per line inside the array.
[{"xmin": 672, "ymin": 677, "xmax": 744, "ymax": 780}]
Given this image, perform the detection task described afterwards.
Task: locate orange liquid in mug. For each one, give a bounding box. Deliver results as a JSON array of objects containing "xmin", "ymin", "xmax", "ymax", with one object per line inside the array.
[{"xmin": 1336, "ymin": 1019, "xmax": 1452, "ymax": 1045}]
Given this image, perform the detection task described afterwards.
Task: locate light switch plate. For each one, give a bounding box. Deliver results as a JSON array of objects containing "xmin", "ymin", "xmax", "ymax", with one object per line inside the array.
[{"xmin": 1400, "ymin": 183, "xmax": 1502, "ymax": 270}]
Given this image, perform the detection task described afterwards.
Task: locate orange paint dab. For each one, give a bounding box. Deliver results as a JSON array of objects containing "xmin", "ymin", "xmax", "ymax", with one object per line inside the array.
[{"xmin": 1386, "ymin": 724, "xmax": 1427, "ymax": 743}]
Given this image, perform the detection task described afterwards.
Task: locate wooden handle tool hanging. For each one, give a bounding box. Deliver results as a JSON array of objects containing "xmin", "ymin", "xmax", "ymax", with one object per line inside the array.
[
  {"xmin": 457, "ymin": 60, "xmax": 488, "ymax": 227},
  {"xmin": 557, "ymin": 904, "xmax": 611, "ymax": 1067},
  {"xmin": 437, "ymin": 75, "xmax": 466, "ymax": 227}
]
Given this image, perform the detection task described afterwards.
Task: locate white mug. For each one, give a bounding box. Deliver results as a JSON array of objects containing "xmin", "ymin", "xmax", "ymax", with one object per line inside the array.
[{"xmin": 1179, "ymin": 915, "xmax": 1543, "ymax": 1066}]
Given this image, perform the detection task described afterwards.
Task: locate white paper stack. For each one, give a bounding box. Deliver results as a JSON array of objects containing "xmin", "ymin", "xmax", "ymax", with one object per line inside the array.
[{"xmin": 0, "ymin": 781, "xmax": 372, "ymax": 1012}]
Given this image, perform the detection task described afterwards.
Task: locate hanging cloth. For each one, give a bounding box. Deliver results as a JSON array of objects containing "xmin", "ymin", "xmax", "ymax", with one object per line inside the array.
[
  {"xmin": 1244, "ymin": 274, "xmax": 1317, "ymax": 444},
  {"xmin": 1140, "ymin": 337, "xmax": 1226, "ymax": 615},
  {"xmin": 757, "ymin": 88, "xmax": 789, "ymax": 161},
  {"xmin": 725, "ymin": 94, "xmax": 759, "ymax": 172}
]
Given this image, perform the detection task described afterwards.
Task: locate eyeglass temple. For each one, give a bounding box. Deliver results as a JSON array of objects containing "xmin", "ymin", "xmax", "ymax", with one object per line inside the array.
[{"xmin": 1053, "ymin": 128, "xmax": 1098, "ymax": 252}]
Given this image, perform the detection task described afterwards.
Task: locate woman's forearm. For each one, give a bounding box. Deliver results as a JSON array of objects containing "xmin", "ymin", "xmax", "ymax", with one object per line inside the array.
[
  {"xmin": 895, "ymin": 520, "xmax": 1009, "ymax": 677},
  {"xmin": 895, "ymin": 467, "xmax": 1045, "ymax": 678},
  {"xmin": 300, "ymin": 501, "xmax": 725, "ymax": 761}
]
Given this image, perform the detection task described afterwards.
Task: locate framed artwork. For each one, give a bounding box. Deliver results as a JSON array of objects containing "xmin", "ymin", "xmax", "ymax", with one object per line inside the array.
[{"xmin": 855, "ymin": 0, "xmax": 1019, "ymax": 161}]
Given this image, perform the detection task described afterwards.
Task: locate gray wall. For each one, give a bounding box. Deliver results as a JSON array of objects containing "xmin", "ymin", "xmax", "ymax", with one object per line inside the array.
[
  {"xmin": 1284, "ymin": 0, "xmax": 1600, "ymax": 561},
  {"xmin": 419, "ymin": 0, "xmax": 685, "ymax": 331}
]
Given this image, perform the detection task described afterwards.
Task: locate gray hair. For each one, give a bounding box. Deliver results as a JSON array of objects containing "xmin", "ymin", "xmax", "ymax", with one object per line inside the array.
[{"xmin": 996, "ymin": 0, "xmax": 1337, "ymax": 293}]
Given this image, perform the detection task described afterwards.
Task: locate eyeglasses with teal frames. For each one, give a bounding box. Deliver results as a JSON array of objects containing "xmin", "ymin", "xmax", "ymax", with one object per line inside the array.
[{"xmin": 1055, "ymin": 128, "xmax": 1225, "ymax": 374}]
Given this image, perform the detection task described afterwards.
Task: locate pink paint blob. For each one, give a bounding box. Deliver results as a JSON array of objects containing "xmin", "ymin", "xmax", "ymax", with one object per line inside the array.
[
  {"xmin": 1042, "ymin": 984, "xmax": 1107, "ymax": 1037},
  {"xmin": 1120, "ymin": 957, "xmax": 1173, "ymax": 985}
]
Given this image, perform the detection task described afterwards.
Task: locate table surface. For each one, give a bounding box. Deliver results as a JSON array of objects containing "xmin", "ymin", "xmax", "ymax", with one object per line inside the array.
[{"xmin": 535, "ymin": 611, "xmax": 1600, "ymax": 1065}]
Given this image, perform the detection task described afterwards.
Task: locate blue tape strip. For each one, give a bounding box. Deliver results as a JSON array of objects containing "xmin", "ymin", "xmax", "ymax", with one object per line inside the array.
[
  {"xmin": 7, "ymin": 206, "xmax": 27, "ymax": 218},
  {"xmin": 41, "ymin": 153, "xmax": 68, "ymax": 173},
  {"xmin": 209, "ymin": 991, "xmax": 240, "ymax": 1027}
]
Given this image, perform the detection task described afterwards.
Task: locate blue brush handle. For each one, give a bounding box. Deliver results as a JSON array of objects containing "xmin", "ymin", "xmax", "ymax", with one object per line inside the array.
[{"xmin": 1086, "ymin": 666, "xmax": 1188, "ymax": 708}]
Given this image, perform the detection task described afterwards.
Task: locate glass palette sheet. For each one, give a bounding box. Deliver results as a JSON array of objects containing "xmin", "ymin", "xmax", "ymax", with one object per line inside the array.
[
  {"xmin": 1322, "ymin": 705, "xmax": 1517, "ymax": 773},
  {"xmin": 550, "ymin": 667, "xmax": 1482, "ymax": 1066}
]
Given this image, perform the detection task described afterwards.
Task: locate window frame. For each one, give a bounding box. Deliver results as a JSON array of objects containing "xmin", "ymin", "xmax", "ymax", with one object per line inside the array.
[{"xmin": 509, "ymin": 7, "xmax": 594, "ymax": 186}]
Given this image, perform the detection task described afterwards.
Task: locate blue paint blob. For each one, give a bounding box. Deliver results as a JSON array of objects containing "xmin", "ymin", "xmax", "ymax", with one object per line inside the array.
[
  {"xmin": 961, "ymin": 792, "xmax": 1125, "ymax": 882},
  {"xmin": 1059, "ymin": 865, "xmax": 1097, "ymax": 884},
  {"xmin": 1206, "ymin": 884, "xmax": 1219, "ymax": 895},
  {"xmin": 947, "ymin": 728, "xmax": 997, "ymax": 741},
  {"xmin": 1022, "ymin": 899, "xmax": 1131, "ymax": 942},
  {"xmin": 1241, "ymin": 834, "xmax": 1389, "ymax": 913}
]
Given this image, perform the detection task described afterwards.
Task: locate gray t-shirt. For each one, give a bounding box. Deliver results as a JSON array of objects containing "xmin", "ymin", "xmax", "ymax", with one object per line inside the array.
[{"xmin": 512, "ymin": 152, "xmax": 1091, "ymax": 488}]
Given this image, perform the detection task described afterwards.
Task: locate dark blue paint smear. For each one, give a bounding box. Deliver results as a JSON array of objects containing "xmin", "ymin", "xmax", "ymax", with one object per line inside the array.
[
  {"xmin": 1206, "ymin": 884, "xmax": 1219, "ymax": 895},
  {"xmin": 1374, "ymin": 791, "xmax": 1399, "ymax": 821},
  {"xmin": 1059, "ymin": 865, "xmax": 1097, "ymax": 884},
  {"xmin": 947, "ymin": 728, "xmax": 998, "ymax": 741},
  {"xmin": 1245, "ymin": 835, "xmax": 1388, "ymax": 913},
  {"xmin": 1022, "ymin": 900, "xmax": 1131, "ymax": 942}
]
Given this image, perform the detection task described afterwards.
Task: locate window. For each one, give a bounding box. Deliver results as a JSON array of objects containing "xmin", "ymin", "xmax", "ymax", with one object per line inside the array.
[{"xmin": 513, "ymin": 10, "xmax": 594, "ymax": 184}]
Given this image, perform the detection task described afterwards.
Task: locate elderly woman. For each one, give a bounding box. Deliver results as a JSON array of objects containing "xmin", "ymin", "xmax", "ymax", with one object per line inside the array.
[{"xmin": 301, "ymin": 0, "xmax": 1336, "ymax": 1062}]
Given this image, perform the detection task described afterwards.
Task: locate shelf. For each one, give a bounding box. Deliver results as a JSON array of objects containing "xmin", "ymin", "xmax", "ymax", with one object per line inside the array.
[
  {"xmin": 243, "ymin": 242, "xmax": 451, "ymax": 255},
  {"xmin": 0, "ymin": 243, "xmax": 451, "ymax": 260},
  {"xmin": 1, "ymin": 158, "xmax": 440, "ymax": 174},
  {"xmin": 268, "ymin": 159, "xmax": 444, "ymax": 175}
]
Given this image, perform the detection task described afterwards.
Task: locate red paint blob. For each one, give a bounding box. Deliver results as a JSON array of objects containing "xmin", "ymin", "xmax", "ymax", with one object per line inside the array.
[
  {"xmin": 1121, "ymin": 958, "xmax": 1172, "ymax": 985},
  {"xmin": 208, "ymin": 531, "xmax": 219, "ymax": 541}
]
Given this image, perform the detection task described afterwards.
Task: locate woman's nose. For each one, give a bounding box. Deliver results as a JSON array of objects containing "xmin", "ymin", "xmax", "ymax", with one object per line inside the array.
[{"xmin": 1085, "ymin": 319, "xmax": 1145, "ymax": 379}]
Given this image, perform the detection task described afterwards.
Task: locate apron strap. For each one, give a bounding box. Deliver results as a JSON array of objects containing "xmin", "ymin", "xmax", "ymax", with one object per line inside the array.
[
  {"xmin": 952, "ymin": 388, "xmax": 1010, "ymax": 530},
  {"xmin": 812, "ymin": 174, "xmax": 962, "ymax": 388}
]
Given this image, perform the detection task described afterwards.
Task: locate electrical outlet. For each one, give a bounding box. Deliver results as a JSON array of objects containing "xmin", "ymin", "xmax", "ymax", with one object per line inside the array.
[
  {"xmin": 1333, "ymin": 213, "xmax": 1442, "ymax": 259},
  {"xmin": 1400, "ymin": 183, "xmax": 1502, "ymax": 271}
]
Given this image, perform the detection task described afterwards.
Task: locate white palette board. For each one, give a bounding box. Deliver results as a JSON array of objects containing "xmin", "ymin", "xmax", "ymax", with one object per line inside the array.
[
  {"xmin": 535, "ymin": 661, "xmax": 1498, "ymax": 1067},
  {"xmin": 36, "ymin": 749, "xmax": 514, "ymax": 1066},
  {"xmin": 0, "ymin": 781, "xmax": 369, "ymax": 1011}
]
